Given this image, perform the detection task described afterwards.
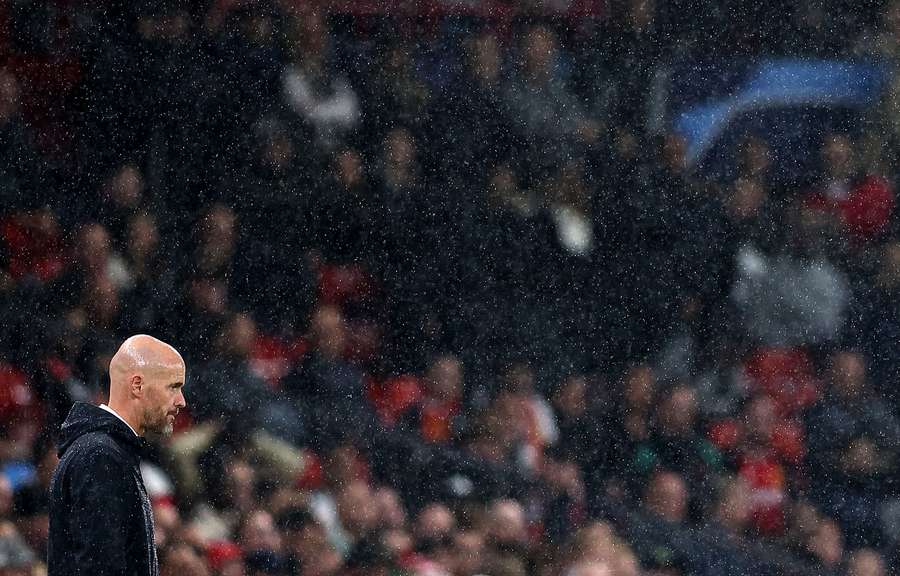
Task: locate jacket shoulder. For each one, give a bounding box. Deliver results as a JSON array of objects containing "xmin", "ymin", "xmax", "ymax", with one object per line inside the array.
[{"xmin": 59, "ymin": 431, "xmax": 131, "ymax": 470}]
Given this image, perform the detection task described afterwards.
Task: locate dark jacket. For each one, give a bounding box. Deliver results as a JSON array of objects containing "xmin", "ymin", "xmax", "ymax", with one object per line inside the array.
[{"xmin": 48, "ymin": 402, "xmax": 158, "ymax": 576}]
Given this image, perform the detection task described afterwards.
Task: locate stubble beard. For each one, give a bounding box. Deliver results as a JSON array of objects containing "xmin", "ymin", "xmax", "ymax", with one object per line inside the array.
[{"xmin": 143, "ymin": 408, "xmax": 174, "ymax": 437}]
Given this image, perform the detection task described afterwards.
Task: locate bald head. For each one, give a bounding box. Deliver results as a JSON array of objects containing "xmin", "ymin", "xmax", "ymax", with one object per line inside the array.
[{"xmin": 108, "ymin": 335, "xmax": 186, "ymax": 437}]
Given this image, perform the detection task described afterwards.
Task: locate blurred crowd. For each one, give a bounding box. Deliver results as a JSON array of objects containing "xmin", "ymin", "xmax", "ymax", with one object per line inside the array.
[{"xmin": 1, "ymin": 0, "xmax": 900, "ymax": 575}]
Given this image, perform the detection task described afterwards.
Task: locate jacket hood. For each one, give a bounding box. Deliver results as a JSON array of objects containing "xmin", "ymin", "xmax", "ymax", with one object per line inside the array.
[{"xmin": 57, "ymin": 402, "xmax": 147, "ymax": 458}]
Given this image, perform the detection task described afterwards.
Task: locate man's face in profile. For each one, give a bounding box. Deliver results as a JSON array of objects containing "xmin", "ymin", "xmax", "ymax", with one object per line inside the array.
[{"xmin": 141, "ymin": 366, "xmax": 186, "ymax": 436}]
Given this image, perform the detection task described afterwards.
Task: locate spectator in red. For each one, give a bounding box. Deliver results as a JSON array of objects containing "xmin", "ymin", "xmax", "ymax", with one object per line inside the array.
[
  {"xmin": 0, "ymin": 207, "xmax": 66, "ymax": 284},
  {"xmin": 804, "ymin": 132, "xmax": 894, "ymax": 244},
  {"xmin": 399, "ymin": 354, "xmax": 465, "ymax": 444},
  {"xmin": 495, "ymin": 362, "xmax": 559, "ymax": 470},
  {"xmin": 731, "ymin": 395, "xmax": 792, "ymax": 536}
]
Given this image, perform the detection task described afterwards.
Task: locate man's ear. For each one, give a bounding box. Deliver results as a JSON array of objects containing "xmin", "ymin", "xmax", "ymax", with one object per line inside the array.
[{"xmin": 131, "ymin": 374, "xmax": 144, "ymax": 398}]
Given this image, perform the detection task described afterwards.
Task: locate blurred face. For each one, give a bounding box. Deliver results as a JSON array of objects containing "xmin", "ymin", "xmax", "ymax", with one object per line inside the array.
[
  {"xmin": 741, "ymin": 137, "xmax": 772, "ymax": 177},
  {"xmin": 575, "ymin": 522, "xmax": 618, "ymax": 563},
  {"xmin": 554, "ymin": 376, "xmax": 587, "ymax": 417},
  {"xmin": 729, "ymin": 178, "xmax": 766, "ymax": 220},
  {"xmin": 84, "ymin": 277, "xmax": 120, "ymax": 327},
  {"xmin": 830, "ymin": 352, "xmax": 866, "ymax": 398},
  {"xmin": 452, "ymin": 531, "xmax": 485, "ymax": 575},
  {"xmin": 426, "ymin": 356, "xmax": 462, "ymax": 401},
  {"xmin": 202, "ymin": 206, "xmax": 236, "ymax": 248},
  {"xmin": 716, "ymin": 478, "xmax": 752, "ymax": 530},
  {"xmin": 160, "ymin": 543, "xmax": 210, "ymax": 576},
  {"xmin": 744, "ymin": 395, "xmax": 776, "ymax": 444},
  {"xmin": 385, "ymin": 129, "xmax": 416, "ymax": 168},
  {"xmin": 79, "ymin": 224, "xmax": 111, "ymax": 270},
  {"xmin": 311, "ymin": 306, "xmax": 346, "ymax": 358},
  {"xmin": 807, "ymin": 520, "xmax": 843, "ymax": 568},
  {"xmin": 107, "ymin": 165, "xmax": 144, "ymax": 208},
  {"xmin": 523, "ymin": 27, "xmax": 556, "ymax": 77},
  {"xmin": 335, "ymin": 149, "xmax": 363, "ymax": 188},
  {"xmin": 657, "ymin": 387, "xmax": 696, "ymax": 436},
  {"xmin": 487, "ymin": 500, "xmax": 527, "ymax": 545},
  {"xmin": 847, "ymin": 549, "xmax": 885, "ymax": 576},
  {"xmin": 242, "ymin": 510, "xmax": 282, "ymax": 553},
  {"xmin": 569, "ymin": 562, "xmax": 614, "ymax": 576},
  {"xmin": 222, "ymin": 314, "xmax": 257, "ymax": 358},
  {"xmin": 0, "ymin": 70, "xmax": 20, "ymax": 122},
  {"xmin": 0, "ymin": 476, "xmax": 12, "ymax": 518},
  {"xmin": 374, "ymin": 487, "xmax": 406, "ymax": 529},
  {"xmin": 415, "ymin": 503, "xmax": 455, "ymax": 540},
  {"xmin": 337, "ymin": 481, "xmax": 378, "ymax": 537},
  {"xmin": 471, "ymin": 34, "xmax": 500, "ymax": 83},
  {"xmin": 822, "ymin": 134, "xmax": 854, "ymax": 177},
  {"xmin": 624, "ymin": 366, "xmax": 655, "ymax": 408},
  {"xmin": 645, "ymin": 472, "xmax": 688, "ymax": 523},
  {"xmin": 227, "ymin": 459, "xmax": 257, "ymax": 513},
  {"xmin": 141, "ymin": 363, "xmax": 187, "ymax": 436},
  {"xmin": 128, "ymin": 214, "xmax": 159, "ymax": 260},
  {"xmin": 663, "ymin": 134, "xmax": 688, "ymax": 173}
]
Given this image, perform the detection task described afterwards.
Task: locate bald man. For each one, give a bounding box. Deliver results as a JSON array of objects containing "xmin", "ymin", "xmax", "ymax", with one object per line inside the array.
[{"xmin": 48, "ymin": 335, "xmax": 186, "ymax": 576}]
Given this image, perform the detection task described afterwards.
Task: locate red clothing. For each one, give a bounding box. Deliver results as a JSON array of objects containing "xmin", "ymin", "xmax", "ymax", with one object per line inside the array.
[
  {"xmin": 805, "ymin": 176, "xmax": 894, "ymax": 243},
  {"xmin": 737, "ymin": 452, "xmax": 787, "ymax": 535}
]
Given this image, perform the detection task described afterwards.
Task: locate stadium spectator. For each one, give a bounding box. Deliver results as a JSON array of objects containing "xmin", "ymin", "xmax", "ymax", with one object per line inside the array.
[
  {"xmin": 805, "ymin": 350, "xmax": 900, "ymax": 547},
  {"xmin": 428, "ymin": 30, "xmax": 513, "ymax": 186},
  {"xmin": 0, "ymin": 4, "xmax": 897, "ymax": 575},
  {"xmin": 627, "ymin": 384, "xmax": 723, "ymax": 512},
  {"xmin": 0, "ymin": 70, "xmax": 41, "ymax": 211},
  {"xmin": 282, "ymin": 11, "xmax": 359, "ymax": 152},
  {"xmin": 505, "ymin": 25, "xmax": 599, "ymax": 180},
  {"xmin": 399, "ymin": 354, "xmax": 465, "ymax": 444},
  {"xmin": 731, "ymin": 202, "xmax": 851, "ymax": 346}
]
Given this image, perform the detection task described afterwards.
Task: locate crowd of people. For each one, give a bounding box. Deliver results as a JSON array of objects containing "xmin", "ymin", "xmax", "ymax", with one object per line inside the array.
[{"xmin": 1, "ymin": 0, "xmax": 900, "ymax": 574}]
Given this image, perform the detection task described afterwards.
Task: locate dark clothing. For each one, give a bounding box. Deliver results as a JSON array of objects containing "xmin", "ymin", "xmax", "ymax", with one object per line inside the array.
[
  {"xmin": 48, "ymin": 402, "xmax": 158, "ymax": 576},
  {"xmin": 284, "ymin": 352, "xmax": 377, "ymax": 451}
]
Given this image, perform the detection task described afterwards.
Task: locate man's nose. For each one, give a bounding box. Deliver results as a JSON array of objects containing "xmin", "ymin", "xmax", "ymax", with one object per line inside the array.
[{"xmin": 176, "ymin": 390, "xmax": 186, "ymax": 408}]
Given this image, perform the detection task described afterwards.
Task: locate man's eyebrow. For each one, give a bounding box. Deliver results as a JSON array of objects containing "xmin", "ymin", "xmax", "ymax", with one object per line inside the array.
[{"xmin": 171, "ymin": 382, "xmax": 184, "ymax": 388}]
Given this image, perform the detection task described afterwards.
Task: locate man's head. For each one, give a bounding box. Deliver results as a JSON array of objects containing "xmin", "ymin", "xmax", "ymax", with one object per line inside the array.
[
  {"xmin": 467, "ymin": 32, "xmax": 501, "ymax": 84},
  {"xmin": 108, "ymin": 335, "xmax": 186, "ymax": 437},
  {"xmin": 522, "ymin": 25, "xmax": 557, "ymax": 79},
  {"xmin": 424, "ymin": 354, "xmax": 463, "ymax": 401},
  {"xmin": 643, "ymin": 470, "xmax": 688, "ymax": 524},
  {"xmin": 656, "ymin": 385, "xmax": 697, "ymax": 437},
  {"xmin": 821, "ymin": 133, "xmax": 855, "ymax": 179}
]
